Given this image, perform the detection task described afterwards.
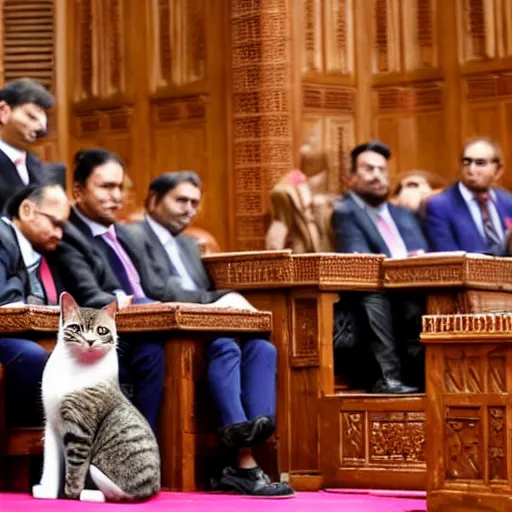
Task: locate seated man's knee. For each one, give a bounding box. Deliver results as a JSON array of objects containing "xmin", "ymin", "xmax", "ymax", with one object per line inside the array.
[
  {"xmin": 0, "ymin": 338, "xmax": 48, "ymax": 369},
  {"xmin": 245, "ymin": 338, "xmax": 277, "ymax": 363},
  {"xmin": 208, "ymin": 337, "xmax": 241, "ymax": 360}
]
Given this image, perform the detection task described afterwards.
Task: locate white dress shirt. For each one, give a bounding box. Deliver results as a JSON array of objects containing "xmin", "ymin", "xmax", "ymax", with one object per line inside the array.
[
  {"xmin": 458, "ymin": 182, "xmax": 504, "ymax": 243},
  {"xmin": 146, "ymin": 215, "xmax": 198, "ymax": 291},
  {"xmin": 0, "ymin": 139, "xmax": 29, "ymax": 185},
  {"xmin": 349, "ymin": 192, "xmax": 408, "ymax": 259}
]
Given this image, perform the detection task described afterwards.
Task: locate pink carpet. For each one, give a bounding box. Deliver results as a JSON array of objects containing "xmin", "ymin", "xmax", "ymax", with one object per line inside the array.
[{"xmin": 1, "ymin": 491, "xmax": 426, "ymax": 511}]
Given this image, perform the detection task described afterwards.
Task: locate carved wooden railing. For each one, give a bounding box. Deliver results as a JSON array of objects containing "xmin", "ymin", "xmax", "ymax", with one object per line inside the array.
[
  {"xmin": 422, "ymin": 312, "xmax": 512, "ymax": 512},
  {"xmin": 383, "ymin": 252, "xmax": 512, "ymax": 314},
  {"xmin": 204, "ymin": 250, "xmax": 512, "ymax": 491},
  {"xmin": 0, "ymin": 304, "xmax": 272, "ymax": 492},
  {"xmin": 204, "ymin": 250, "xmax": 384, "ymax": 490}
]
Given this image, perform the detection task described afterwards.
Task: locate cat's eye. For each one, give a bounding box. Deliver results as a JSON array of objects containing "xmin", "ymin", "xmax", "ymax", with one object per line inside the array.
[
  {"xmin": 67, "ymin": 324, "xmax": 80, "ymax": 333},
  {"xmin": 97, "ymin": 326, "xmax": 110, "ymax": 336}
]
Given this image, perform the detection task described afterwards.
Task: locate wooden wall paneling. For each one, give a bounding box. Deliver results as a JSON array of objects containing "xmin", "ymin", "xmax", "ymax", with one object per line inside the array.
[
  {"xmin": 147, "ymin": 0, "xmax": 228, "ymax": 249},
  {"xmin": 229, "ymin": 0, "xmax": 294, "ymax": 250},
  {"xmin": 299, "ymin": 0, "xmax": 356, "ymax": 193},
  {"xmin": 2, "ymin": 1, "xmax": 62, "ymax": 168}
]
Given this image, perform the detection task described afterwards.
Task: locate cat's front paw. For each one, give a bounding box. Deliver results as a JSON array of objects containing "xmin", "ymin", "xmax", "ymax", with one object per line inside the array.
[
  {"xmin": 80, "ymin": 490, "xmax": 106, "ymax": 503},
  {"xmin": 32, "ymin": 484, "xmax": 59, "ymax": 500},
  {"xmin": 64, "ymin": 484, "xmax": 81, "ymax": 500}
]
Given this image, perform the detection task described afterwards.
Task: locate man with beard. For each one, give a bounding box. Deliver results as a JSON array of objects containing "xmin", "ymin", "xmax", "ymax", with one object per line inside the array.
[
  {"xmin": 332, "ymin": 141, "xmax": 429, "ymax": 393},
  {"xmin": 0, "ymin": 78, "xmax": 55, "ymax": 212}
]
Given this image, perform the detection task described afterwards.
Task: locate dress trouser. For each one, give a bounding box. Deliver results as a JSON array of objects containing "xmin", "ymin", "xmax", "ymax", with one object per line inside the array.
[
  {"xmin": 206, "ymin": 337, "xmax": 277, "ymax": 430},
  {"xmin": 0, "ymin": 338, "xmax": 48, "ymax": 426}
]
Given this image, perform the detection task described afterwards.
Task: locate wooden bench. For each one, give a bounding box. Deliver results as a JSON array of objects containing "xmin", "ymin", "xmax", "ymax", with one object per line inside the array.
[
  {"xmin": 422, "ymin": 312, "xmax": 512, "ymax": 511},
  {"xmin": 204, "ymin": 250, "xmax": 512, "ymax": 492},
  {"xmin": 0, "ymin": 303, "xmax": 273, "ymax": 492}
]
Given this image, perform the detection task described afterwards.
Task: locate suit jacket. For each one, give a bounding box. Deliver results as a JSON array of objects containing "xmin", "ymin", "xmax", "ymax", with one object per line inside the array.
[
  {"xmin": 331, "ymin": 193, "xmax": 430, "ymax": 256},
  {"xmin": 55, "ymin": 209, "xmax": 228, "ymax": 309},
  {"xmin": 0, "ymin": 149, "xmax": 48, "ymax": 213},
  {"xmin": 0, "ymin": 220, "xmax": 63, "ymax": 305},
  {"xmin": 424, "ymin": 183, "xmax": 512, "ymax": 254},
  {"xmin": 124, "ymin": 219, "xmax": 227, "ymax": 295}
]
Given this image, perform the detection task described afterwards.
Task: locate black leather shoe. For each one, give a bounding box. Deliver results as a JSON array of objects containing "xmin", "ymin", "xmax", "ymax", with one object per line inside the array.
[
  {"xmin": 221, "ymin": 415, "xmax": 275, "ymax": 448},
  {"xmin": 212, "ymin": 466, "xmax": 295, "ymax": 497},
  {"xmin": 372, "ymin": 377, "xmax": 418, "ymax": 394}
]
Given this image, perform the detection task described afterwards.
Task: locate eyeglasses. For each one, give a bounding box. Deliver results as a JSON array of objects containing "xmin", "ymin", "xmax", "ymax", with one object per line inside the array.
[
  {"xmin": 462, "ymin": 157, "xmax": 500, "ymax": 167},
  {"xmin": 35, "ymin": 210, "xmax": 66, "ymax": 229}
]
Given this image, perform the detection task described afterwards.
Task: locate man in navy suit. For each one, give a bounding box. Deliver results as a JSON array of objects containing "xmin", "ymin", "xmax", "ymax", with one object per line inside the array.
[
  {"xmin": 425, "ymin": 138, "xmax": 512, "ymax": 254},
  {"xmin": 0, "ymin": 184, "xmax": 70, "ymax": 426},
  {"xmin": 332, "ymin": 141, "xmax": 429, "ymax": 393},
  {"xmin": 0, "ymin": 78, "xmax": 54, "ymax": 212}
]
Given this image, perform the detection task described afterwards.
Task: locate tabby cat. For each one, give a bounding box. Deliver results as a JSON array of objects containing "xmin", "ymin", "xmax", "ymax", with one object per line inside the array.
[{"xmin": 32, "ymin": 292, "xmax": 160, "ymax": 502}]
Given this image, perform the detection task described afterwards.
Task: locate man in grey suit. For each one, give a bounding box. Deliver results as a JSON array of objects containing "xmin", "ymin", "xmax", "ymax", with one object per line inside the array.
[{"xmin": 125, "ymin": 171, "xmax": 294, "ymax": 497}]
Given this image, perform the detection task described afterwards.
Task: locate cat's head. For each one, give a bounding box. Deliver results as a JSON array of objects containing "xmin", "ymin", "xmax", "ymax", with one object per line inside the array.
[{"xmin": 58, "ymin": 292, "xmax": 118, "ymax": 363}]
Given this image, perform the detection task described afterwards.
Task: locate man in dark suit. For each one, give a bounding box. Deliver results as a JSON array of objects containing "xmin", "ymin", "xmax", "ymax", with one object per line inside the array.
[
  {"xmin": 0, "ymin": 78, "xmax": 55, "ymax": 212},
  {"xmin": 332, "ymin": 141, "xmax": 429, "ymax": 394},
  {"xmin": 425, "ymin": 138, "xmax": 512, "ymax": 254},
  {"xmin": 56, "ymin": 150, "xmax": 292, "ymax": 496},
  {"xmin": 0, "ymin": 183, "xmax": 69, "ymax": 426}
]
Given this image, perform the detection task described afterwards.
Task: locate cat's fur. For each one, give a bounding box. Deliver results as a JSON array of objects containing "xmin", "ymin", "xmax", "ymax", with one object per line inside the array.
[{"xmin": 33, "ymin": 292, "xmax": 160, "ymax": 502}]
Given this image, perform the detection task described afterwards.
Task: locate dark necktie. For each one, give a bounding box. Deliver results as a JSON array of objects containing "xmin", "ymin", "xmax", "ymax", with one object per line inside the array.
[
  {"xmin": 97, "ymin": 235, "xmax": 136, "ymax": 295},
  {"xmin": 474, "ymin": 192, "xmax": 502, "ymax": 249}
]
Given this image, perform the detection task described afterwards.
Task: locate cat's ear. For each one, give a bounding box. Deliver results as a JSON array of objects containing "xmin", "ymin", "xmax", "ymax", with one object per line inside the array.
[
  {"xmin": 102, "ymin": 300, "xmax": 118, "ymax": 320},
  {"xmin": 60, "ymin": 292, "xmax": 80, "ymax": 323}
]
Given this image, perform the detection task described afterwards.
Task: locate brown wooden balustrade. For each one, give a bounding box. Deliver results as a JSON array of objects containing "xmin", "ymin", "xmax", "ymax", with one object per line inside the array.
[
  {"xmin": 0, "ymin": 304, "xmax": 272, "ymax": 492},
  {"xmin": 204, "ymin": 250, "xmax": 512, "ymax": 492},
  {"xmin": 422, "ymin": 312, "xmax": 512, "ymax": 511}
]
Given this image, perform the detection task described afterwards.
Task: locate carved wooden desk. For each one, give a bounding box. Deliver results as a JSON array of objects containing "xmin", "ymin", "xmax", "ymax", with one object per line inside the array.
[
  {"xmin": 422, "ymin": 313, "xmax": 512, "ymax": 511},
  {"xmin": 383, "ymin": 252, "xmax": 512, "ymax": 314},
  {"xmin": 204, "ymin": 250, "xmax": 383, "ymax": 490},
  {"xmin": 0, "ymin": 304, "xmax": 272, "ymax": 492}
]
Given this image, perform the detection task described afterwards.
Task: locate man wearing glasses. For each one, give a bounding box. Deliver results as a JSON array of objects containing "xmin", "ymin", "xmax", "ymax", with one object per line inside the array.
[
  {"xmin": 424, "ymin": 138, "xmax": 512, "ymax": 255},
  {"xmin": 0, "ymin": 183, "xmax": 69, "ymax": 427}
]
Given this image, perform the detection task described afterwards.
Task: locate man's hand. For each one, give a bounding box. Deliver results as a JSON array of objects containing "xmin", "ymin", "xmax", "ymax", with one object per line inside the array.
[
  {"xmin": 212, "ymin": 292, "xmax": 258, "ymax": 312},
  {"xmin": 117, "ymin": 294, "xmax": 134, "ymax": 310}
]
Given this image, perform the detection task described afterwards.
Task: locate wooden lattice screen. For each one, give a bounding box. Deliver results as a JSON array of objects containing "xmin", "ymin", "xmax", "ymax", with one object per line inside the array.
[{"xmin": 2, "ymin": 0, "xmax": 54, "ymax": 89}]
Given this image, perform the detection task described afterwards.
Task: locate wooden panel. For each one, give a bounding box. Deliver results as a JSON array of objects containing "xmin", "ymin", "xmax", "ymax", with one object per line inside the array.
[
  {"xmin": 373, "ymin": 82, "xmax": 445, "ymax": 176},
  {"xmin": 2, "ymin": 0, "xmax": 54, "ymax": 88},
  {"xmin": 71, "ymin": 0, "xmax": 129, "ymax": 103},
  {"xmin": 147, "ymin": 0, "xmax": 207, "ymax": 92}
]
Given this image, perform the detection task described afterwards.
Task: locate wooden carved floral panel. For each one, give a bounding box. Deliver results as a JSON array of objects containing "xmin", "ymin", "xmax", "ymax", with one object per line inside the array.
[
  {"xmin": 341, "ymin": 411, "xmax": 365, "ymax": 464},
  {"xmin": 369, "ymin": 412, "xmax": 425, "ymax": 464},
  {"xmin": 445, "ymin": 406, "xmax": 482, "ymax": 481},
  {"xmin": 488, "ymin": 407, "xmax": 506, "ymax": 482},
  {"xmin": 291, "ymin": 298, "xmax": 319, "ymax": 367}
]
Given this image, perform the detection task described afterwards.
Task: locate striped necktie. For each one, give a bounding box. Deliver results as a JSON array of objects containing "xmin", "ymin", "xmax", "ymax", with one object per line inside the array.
[{"xmin": 474, "ymin": 192, "xmax": 502, "ymax": 249}]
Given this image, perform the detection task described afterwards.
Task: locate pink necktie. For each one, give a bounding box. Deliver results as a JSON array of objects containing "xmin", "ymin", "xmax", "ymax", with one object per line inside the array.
[
  {"xmin": 103, "ymin": 228, "xmax": 145, "ymax": 298},
  {"xmin": 39, "ymin": 256, "xmax": 57, "ymax": 304},
  {"xmin": 377, "ymin": 214, "xmax": 402, "ymax": 256}
]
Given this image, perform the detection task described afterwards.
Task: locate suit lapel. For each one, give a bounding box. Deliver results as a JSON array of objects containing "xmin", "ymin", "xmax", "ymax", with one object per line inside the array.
[
  {"xmin": 493, "ymin": 189, "xmax": 509, "ymax": 231},
  {"xmin": 0, "ymin": 148, "xmax": 25, "ymax": 188},
  {"xmin": 347, "ymin": 195, "xmax": 391, "ymax": 256},
  {"xmin": 176, "ymin": 236, "xmax": 207, "ymax": 288},
  {"xmin": 142, "ymin": 219, "xmax": 177, "ymax": 275},
  {"xmin": 452, "ymin": 184, "xmax": 487, "ymax": 246},
  {"xmin": 26, "ymin": 152, "xmax": 46, "ymax": 184}
]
